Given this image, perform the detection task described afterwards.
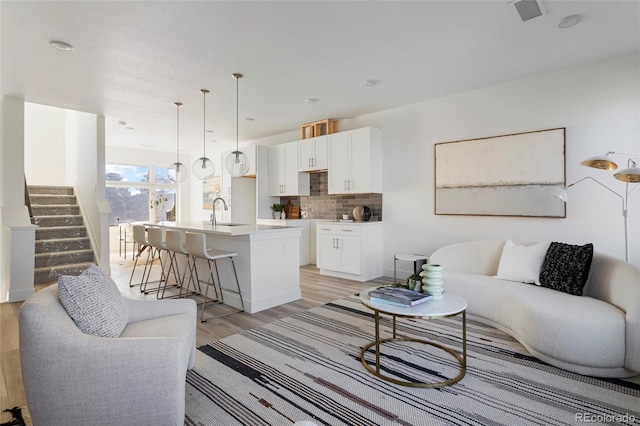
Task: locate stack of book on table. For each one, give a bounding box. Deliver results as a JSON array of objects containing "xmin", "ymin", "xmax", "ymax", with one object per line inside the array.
[{"xmin": 368, "ymin": 287, "xmax": 433, "ymax": 307}]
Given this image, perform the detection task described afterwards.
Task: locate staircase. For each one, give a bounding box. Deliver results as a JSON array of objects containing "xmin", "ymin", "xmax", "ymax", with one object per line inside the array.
[{"xmin": 28, "ymin": 186, "xmax": 95, "ymax": 284}]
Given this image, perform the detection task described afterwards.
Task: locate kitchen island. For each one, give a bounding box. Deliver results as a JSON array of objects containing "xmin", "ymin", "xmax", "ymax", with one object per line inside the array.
[{"xmin": 146, "ymin": 222, "xmax": 302, "ymax": 314}]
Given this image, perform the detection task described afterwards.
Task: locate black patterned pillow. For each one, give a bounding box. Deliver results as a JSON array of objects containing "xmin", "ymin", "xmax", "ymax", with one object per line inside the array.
[{"xmin": 539, "ymin": 242, "xmax": 593, "ymax": 296}]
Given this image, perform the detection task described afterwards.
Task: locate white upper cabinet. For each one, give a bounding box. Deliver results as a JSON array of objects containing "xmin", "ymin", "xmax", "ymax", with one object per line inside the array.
[
  {"xmin": 268, "ymin": 141, "xmax": 310, "ymax": 196},
  {"xmin": 298, "ymin": 135, "xmax": 328, "ymax": 172},
  {"xmin": 328, "ymin": 127, "xmax": 382, "ymax": 194}
]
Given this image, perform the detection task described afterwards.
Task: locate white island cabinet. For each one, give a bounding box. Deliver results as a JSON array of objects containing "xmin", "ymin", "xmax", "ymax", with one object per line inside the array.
[
  {"xmin": 147, "ymin": 222, "xmax": 302, "ymax": 314},
  {"xmin": 316, "ymin": 221, "xmax": 383, "ymax": 281}
]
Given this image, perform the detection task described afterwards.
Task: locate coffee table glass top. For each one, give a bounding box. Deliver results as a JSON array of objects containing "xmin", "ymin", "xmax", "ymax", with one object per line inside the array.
[{"xmin": 359, "ymin": 287, "xmax": 467, "ymax": 317}]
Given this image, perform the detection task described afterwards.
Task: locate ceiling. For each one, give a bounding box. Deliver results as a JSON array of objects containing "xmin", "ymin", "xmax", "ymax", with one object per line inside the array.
[{"xmin": 2, "ymin": 1, "xmax": 639, "ymax": 154}]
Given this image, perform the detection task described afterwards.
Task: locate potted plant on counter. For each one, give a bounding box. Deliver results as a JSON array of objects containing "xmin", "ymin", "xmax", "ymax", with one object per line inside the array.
[{"xmin": 271, "ymin": 203, "xmax": 283, "ymax": 219}]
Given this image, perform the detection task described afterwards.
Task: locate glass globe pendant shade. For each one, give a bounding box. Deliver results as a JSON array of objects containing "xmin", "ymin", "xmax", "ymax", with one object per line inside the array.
[
  {"xmin": 192, "ymin": 156, "xmax": 215, "ymax": 180},
  {"xmin": 225, "ymin": 150, "xmax": 250, "ymax": 177},
  {"xmin": 168, "ymin": 161, "xmax": 188, "ymax": 183}
]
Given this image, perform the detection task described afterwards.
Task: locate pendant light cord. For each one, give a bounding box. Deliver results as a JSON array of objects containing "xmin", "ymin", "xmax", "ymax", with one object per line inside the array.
[
  {"xmin": 201, "ymin": 89, "xmax": 207, "ymax": 158},
  {"xmin": 236, "ymin": 75, "xmax": 239, "ymax": 157},
  {"xmin": 175, "ymin": 102, "xmax": 182, "ymax": 166}
]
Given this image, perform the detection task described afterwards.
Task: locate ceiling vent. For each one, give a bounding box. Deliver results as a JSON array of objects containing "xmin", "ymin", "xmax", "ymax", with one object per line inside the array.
[{"xmin": 509, "ymin": 0, "xmax": 546, "ymax": 22}]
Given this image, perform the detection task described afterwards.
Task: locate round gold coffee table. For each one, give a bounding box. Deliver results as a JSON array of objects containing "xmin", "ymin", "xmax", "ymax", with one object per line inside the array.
[{"xmin": 359, "ymin": 288, "xmax": 467, "ymax": 388}]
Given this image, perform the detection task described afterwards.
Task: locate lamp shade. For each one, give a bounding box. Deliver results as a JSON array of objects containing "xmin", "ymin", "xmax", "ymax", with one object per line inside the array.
[
  {"xmin": 192, "ymin": 157, "xmax": 215, "ymax": 180},
  {"xmin": 614, "ymin": 166, "xmax": 640, "ymax": 183},
  {"xmin": 224, "ymin": 150, "xmax": 250, "ymax": 177},
  {"xmin": 549, "ymin": 187, "xmax": 568, "ymax": 202},
  {"xmin": 168, "ymin": 161, "xmax": 188, "ymax": 183},
  {"xmin": 580, "ymin": 155, "xmax": 618, "ymax": 170}
]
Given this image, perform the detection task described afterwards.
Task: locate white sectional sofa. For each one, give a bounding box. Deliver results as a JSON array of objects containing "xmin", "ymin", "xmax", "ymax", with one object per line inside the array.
[{"xmin": 429, "ymin": 240, "xmax": 640, "ymax": 378}]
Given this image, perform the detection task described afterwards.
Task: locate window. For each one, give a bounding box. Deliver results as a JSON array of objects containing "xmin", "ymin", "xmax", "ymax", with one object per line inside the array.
[
  {"xmin": 105, "ymin": 164, "xmax": 178, "ymax": 225},
  {"xmin": 105, "ymin": 165, "xmax": 150, "ymax": 182},
  {"xmin": 106, "ymin": 187, "xmax": 149, "ymax": 224}
]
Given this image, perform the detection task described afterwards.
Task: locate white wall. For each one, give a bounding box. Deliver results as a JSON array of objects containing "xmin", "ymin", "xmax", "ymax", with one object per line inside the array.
[
  {"xmin": 245, "ymin": 53, "xmax": 640, "ymax": 270},
  {"xmin": 24, "ymin": 103, "xmax": 66, "ymax": 185},
  {"xmin": 65, "ymin": 111, "xmax": 112, "ymax": 272},
  {"xmin": 1, "ymin": 96, "xmax": 37, "ymax": 302}
]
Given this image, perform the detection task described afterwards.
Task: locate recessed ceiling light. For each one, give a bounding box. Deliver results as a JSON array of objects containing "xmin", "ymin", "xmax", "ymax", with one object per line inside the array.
[
  {"xmin": 305, "ymin": 98, "xmax": 320, "ymax": 104},
  {"xmin": 49, "ymin": 40, "xmax": 73, "ymax": 51},
  {"xmin": 556, "ymin": 14, "xmax": 582, "ymax": 29},
  {"xmin": 364, "ymin": 79, "xmax": 381, "ymax": 87},
  {"xmin": 243, "ymin": 117, "xmax": 254, "ymax": 121}
]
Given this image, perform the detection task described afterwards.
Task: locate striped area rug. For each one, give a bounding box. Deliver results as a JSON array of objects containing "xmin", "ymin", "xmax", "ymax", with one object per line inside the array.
[{"xmin": 185, "ymin": 295, "xmax": 640, "ymax": 426}]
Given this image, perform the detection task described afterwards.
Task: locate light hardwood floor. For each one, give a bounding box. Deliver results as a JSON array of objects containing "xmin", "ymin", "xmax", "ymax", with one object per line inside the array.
[{"xmin": 0, "ymin": 253, "xmax": 391, "ymax": 415}]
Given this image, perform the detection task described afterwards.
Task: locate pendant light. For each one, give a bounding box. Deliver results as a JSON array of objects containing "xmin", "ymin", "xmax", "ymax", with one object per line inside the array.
[
  {"xmin": 224, "ymin": 73, "xmax": 250, "ymax": 177},
  {"xmin": 192, "ymin": 89, "xmax": 216, "ymax": 180},
  {"xmin": 168, "ymin": 102, "xmax": 188, "ymax": 183}
]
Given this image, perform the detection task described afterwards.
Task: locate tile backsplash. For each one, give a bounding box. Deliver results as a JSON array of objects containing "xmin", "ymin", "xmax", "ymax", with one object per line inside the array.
[{"xmin": 280, "ymin": 172, "xmax": 382, "ymax": 221}]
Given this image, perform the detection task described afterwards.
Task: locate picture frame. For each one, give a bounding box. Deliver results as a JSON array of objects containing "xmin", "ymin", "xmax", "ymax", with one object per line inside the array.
[{"xmin": 434, "ymin": 128, "xmax": 566, "ymax": 217}]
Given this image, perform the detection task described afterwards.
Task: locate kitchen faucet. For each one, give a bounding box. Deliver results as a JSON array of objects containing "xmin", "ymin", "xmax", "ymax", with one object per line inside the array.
[{"xmin": 211, "ymin": 197, "xmax": 229, "ymax": 226}]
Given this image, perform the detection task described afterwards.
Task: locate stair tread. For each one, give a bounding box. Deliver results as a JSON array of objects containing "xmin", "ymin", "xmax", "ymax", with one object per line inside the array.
[
  {"xmin": 36, "ymin": 236, "xmax": 90, "ymax": 242},
  {"xmin": 35, "ymin": 262, "xmax": 94, "ymax": 272},
  {"xmin": 28, "ymin": 185, "xmax": 74, "ymax": 189},
  {"xmin": 35, "ymin": 249, "xmax": 93, "ymax": 257},
  {"xmin": 29, "ymin": 193, "xmax": 76, "ymax": 196},
  {"xmin": 32, "ymin": 215, "xmax": 83, "ymax": 218},
  {"xmin": 36, "ymin": 225, "xmax": 86, "ymax": 230}
]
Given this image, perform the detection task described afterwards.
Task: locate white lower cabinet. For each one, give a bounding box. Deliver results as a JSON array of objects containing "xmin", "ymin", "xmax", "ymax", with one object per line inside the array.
[
  {"xmin": 316, "ymin": 221, "xmax": 383, "ymax": 281},
  {"xmin": 256, "ymin": 219, "xmax": 328, "ymax": 266}
]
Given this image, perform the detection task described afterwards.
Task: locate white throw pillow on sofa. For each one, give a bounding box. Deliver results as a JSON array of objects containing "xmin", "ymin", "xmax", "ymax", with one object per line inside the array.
[
  {"xmin": 58, "ymin": 271, "xmax": 128, "ymax": 338},
  {"xmin": 495, "ymin": 240, "xmax": 550, "ymax": 284}
]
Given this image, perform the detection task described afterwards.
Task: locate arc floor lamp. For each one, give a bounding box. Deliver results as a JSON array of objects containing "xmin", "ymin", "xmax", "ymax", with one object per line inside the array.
[{"xmin": 555, "ymin": 151, "xmax": 640, "ymax": 262}]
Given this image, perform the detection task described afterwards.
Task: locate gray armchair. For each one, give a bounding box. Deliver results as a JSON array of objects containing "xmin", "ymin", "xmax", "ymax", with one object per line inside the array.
[{"xmin": 19, "ymin": 284, "xmax": 196, "ymax": 426}]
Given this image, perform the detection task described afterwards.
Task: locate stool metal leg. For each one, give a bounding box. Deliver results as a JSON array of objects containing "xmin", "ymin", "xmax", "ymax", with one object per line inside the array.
[
  {"xmin": 129, "ymin": 244, "xmax": 151, "ymax": 288},
  {"xmin": 142, "ymin": 247, "xmax": 168, "ymax": 295},
  {"xmin": 201, "ymin": 257, "xmax": 244, "ymax": 322}
]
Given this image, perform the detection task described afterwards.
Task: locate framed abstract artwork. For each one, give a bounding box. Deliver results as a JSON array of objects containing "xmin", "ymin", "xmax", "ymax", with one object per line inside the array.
[
  {"xmin": 435, "ymin": 128, "xmax": 566, "ymax": 217},
  {"xmin": 202, "ymin": 176, "xmax": 222, "ymax": 210}
]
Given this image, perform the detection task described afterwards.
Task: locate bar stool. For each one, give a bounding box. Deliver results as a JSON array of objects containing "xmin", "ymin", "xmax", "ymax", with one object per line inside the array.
[
  {"xmin": 141, "ymin": 227, "xmax": 171, "ymax": 296},
  {"xmin": 163, "ymin": 229, "xmax": 191, "ymax": 299},
  {"xmin": 184, "ymin": 231, "xmax": 244, "ymax": 322},
  {"xmin": 128, "ymin": 225, "xmax": 152, "ymax": 288}
]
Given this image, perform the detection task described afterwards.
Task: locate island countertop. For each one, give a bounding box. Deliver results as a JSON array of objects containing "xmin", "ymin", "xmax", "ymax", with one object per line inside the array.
[{"xmin": 146, "ymin": 221, "xmax": 303, "ymax": 237}]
